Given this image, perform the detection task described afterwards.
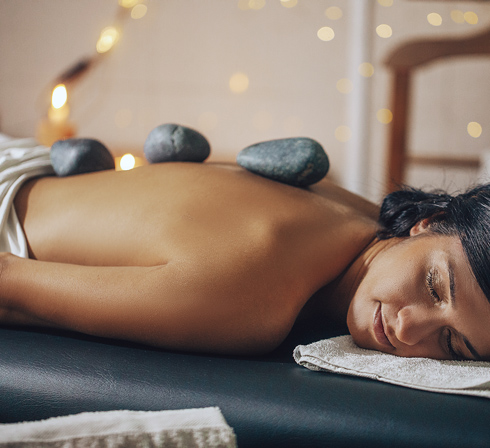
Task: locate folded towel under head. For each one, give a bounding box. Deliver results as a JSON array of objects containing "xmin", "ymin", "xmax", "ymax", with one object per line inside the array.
[
  {"xmin": 294, "ymin": 335, "xmax": 490, "ymax": 399},
  {"xmin": 0, "ymin": 407, "xmax": 236, "ymax": 448}
]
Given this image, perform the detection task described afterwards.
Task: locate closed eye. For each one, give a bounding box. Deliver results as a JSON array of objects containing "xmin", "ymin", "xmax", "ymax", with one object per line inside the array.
[{"xmin": 426, "ymin": 269, "xmax": 441, "ymax": 303}]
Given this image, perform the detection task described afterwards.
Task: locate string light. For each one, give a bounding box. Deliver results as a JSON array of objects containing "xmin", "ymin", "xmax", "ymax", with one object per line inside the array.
[
  {"xmin": 248, "ymin": 0, "xmax": 266, "ymax": 10},
  {"xmin": 464, "ymin": 11, "xmax": 478, "ymax": 25},
  {"xmin": 96, "ymin": 26, "xmax": 120, "ymax": 54},
  {"xmin": 358, "ymin": 63, "xmax": 374, "ymax": 78},
  {"xmin": 377, "ymin": 109, "xmax": 393, "ymax": 124},
  {"xmin": 450, "ymin": 10, "xmax": 465, "ymax": 24},
  {"xmin": 336, "ymin": 78, "xmax": 353, "ymax": 94},
  {"xmin": 131, "ymin": 4, "xmax": 147, "ymax": 19}
]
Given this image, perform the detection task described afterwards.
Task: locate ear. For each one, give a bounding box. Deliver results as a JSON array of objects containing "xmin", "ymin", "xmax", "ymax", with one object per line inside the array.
[{"xmin": 409, "ymin": 218, "xmax": 431, "ymax": 236}]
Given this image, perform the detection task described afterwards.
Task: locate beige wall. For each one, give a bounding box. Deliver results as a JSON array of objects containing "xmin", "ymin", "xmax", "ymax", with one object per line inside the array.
[{"xmin": 1, "ymin": 0, "xmax": 489, "ymax": 200}]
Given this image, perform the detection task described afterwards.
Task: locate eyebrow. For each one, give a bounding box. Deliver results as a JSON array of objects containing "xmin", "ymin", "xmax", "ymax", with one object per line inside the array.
[{"xmin": 448, "ymin": 263, "xmax": 482, "ymax": 361}]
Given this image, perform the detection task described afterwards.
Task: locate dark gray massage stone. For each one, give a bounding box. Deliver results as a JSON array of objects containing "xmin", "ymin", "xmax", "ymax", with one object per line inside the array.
[
  {"xmin": 236, "ymin": 137, "xmax": 329, "ymax": 187},
  {"xmin": 50, "ymin": 138, "xmax": 115, "ymax": 177},
  {"xmin": 144, "ymin": 124, "xmax": 211, "ymax": 163}
]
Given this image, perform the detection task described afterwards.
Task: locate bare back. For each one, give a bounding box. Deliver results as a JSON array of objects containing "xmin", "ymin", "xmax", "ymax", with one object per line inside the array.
[{"xmin": 10, "ymin": 163, "xmax": 379, "ymax": 353}]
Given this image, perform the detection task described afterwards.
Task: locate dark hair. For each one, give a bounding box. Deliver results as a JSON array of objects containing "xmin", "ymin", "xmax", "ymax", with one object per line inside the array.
[{"xmin": 377, "ymin": 184, "xmax": 490, "ymax": 304}]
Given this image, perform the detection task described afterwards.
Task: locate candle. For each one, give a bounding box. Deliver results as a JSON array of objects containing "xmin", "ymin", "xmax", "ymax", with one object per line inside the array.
[{"xmin": 36, "ymin": 84, "xmax": 76, "ymax": 147}]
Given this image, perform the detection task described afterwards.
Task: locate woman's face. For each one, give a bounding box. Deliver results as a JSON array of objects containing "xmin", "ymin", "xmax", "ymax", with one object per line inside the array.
[{"xmin": 347, "ymin": 228, "xmax": 490, "ymax": 361}]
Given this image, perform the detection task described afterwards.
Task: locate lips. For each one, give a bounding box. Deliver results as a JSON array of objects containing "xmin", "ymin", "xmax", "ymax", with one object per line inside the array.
[{"xmin": 373, "ymin": 303, "xmax": 394, "ymax": 348}]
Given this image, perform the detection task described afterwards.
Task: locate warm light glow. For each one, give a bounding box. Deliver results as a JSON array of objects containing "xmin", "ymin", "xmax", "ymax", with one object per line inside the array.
[
  {"xmin": 376, "ymin": 24, "xmax": 392, "ymax": 38},
  {"xmin": 464, "ymin": 11, "xmax": 478, "ymax": 25},
  {"xmin": 131, "ymin": 4, "xmax": 147, "ymax": 19},
  {"xmin": 229, "ymin": 72, "xmax": 249, "ymax": 93},
  {"xmin": 48, "ymin": 104, "xmax": 70, "ymax": 123},
  {"xmin": 335, "ymin": 126, "xmax": 351, "ymax": 142},
  {"xmin": 336, "ymin": 78, "xmax": 353, "ymax": 94},
  {"xmin": 450, "ymin": 10, "xmax": 465, "ymax": 24},
  {"xmin": 377, "ymin": 109, "xmax": 393, "ymax": 124},
  {"xmin": 467, "ymin": 122, "xmax": 482, "ymax": 138},
  {"xmin": 427, "ymin": 13, "xmax": 442, "ymax": 27},
  {"xmin": 325, "ymin": 6, "xmax": 342, "ymax": 20},
  {"xmin": 358, "ymin": 62, "xmax": 374, "ymax": 78},
  {"xmin": 248, "ymin": 0, "xmax": 265, "ymax": 10},
  {"xmin": 52, "ymin": 84, "xmax": 68, "ymax": 109},
  {"xmin": 280, "ymin": 0, "xmax": 297, "ymax": 8},
  {"xmin": 120, "ymin": 153, "xmax": 136, "ymax": 170},
  {"xmin": 96, "ymin": 26, "xmax": 120, "ymax": 54},
  {"xmin": 317, "ymin": 27, "xmax": 335, "ymax": 42},
  {"xmin": 119, "ymin": 0, "xmax": 139, "ymax": 8},
  {"xmin": 377, "ymin": 0, "xmax": 393, "ymax": 7}
]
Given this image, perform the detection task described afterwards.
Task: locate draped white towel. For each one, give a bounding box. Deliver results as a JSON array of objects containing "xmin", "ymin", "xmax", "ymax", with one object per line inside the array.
[
  {"xmin": 0, "ymin": 407, "xmax": 237, "ymax": 448},
  {"xmin": 294, "ymin": 335, "xmax": 490, "ymax": 399},
  {"xmin": 0, "ymin": 134, "xmax": 54, "ymax": 257}
]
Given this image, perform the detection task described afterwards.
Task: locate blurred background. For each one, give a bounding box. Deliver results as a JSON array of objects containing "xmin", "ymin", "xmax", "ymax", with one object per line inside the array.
[{"xmin": 0, "ymin": 0, "xmax": 489, "ymax": 201}]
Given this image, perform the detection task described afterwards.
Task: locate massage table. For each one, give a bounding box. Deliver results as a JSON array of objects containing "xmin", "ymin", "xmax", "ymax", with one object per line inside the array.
[{"xmin": 1, "ymin": 318, "xmax": 489, "ymax": 448}]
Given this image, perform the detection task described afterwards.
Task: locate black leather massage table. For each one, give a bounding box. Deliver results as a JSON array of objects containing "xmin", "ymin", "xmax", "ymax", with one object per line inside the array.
[{"xmin": 1, "ymin": 319, "xmax": 489, "ymax": 448}]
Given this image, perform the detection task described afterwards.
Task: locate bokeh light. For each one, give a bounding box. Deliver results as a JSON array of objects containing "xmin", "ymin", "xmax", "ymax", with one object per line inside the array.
[
  {"xmin": 336, "ymin": 78, "xmax": 353, "ymax": 94},
  {"xmin": 377, "ymin": 109, "xmax": 393, "ymax": 124},
  {"xmin": 317, "ymin": 27, "xmax": 335, "ymax": 42},
  {"xmin": 280, "ymin": 0, "xmax": 298, "ymax": 8},
  {"xmin": 96, "ymin": 26, "xmax": 119, "ymax": 53},
  {"xmin": 377, "ymin": 0, "xmax": 393, "ymax": 7},
  {"xmin": 358, "ymin": 63, "xmax": 374, "ymax": 78},
  {"xmin": 325, "ymin": 6, "xmax": 342, "ymax": 20},
  {"xmin": 119, "ymin": 0, "xmax": 139, "ymax": 8},
  {"xmin": 120, "ymin": 153, "xmax": 136, "ymax": 170},
  {"xmin": 248, "ymin": 0, "xmax": 266, "ymax": 10},
  {"xmin": 467, "ymin": 122, "xmax": 482, "ymax": 138},
  {"xmin": 229, "ymin": 72, "xmax": 249, "ymax": 93},
  {"xmin": 131, "ymin": 4, "xmax": 147, "ymax": 19},
  {"xmin": 464, "ymin": 11, "xmax": 478, "ymax": 25},
  {"xmin": 450, "ymin": 10, "xmax": 465, "ymax": 24},
  {"xmin": 376, "ymin": 24, "xmax": 392, "ymax": 38},
  {"xmin": 427, "ymin": 13, "xmax": 442, "ymax": 27},
  {"xmin": 52, "ymin": 84, "xmax": 68, "ymax": 109},
  {"xmin": 335, "ymin": 125, "xmax": 351, "ymax": 142}
]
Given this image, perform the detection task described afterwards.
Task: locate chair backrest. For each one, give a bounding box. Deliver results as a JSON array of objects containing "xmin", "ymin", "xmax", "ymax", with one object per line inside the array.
[{"xmin": 384, "ymin": 26, "xmax": 490, "ymax": 192}]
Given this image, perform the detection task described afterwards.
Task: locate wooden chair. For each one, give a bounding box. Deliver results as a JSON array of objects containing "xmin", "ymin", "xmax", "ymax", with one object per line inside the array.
[{"xmin": 384, "ymin": 26, "xmax": 490, "ymax": 192}]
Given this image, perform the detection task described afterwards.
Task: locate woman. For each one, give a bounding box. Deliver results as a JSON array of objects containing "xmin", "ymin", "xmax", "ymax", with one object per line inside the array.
[{"xmin": 2, "ymin": 146, "xmax": 490, "ymax": 361}]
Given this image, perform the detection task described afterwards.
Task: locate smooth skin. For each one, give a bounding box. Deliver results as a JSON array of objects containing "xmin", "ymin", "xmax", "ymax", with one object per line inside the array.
[{"xmin": 2, "ymin": 162, "xmax": 489, "ymax": 359}]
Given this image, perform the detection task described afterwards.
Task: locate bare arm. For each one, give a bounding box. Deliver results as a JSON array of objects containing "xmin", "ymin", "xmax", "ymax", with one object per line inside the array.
[{"xmin": 0, "ymin": 253, "xmax": 277, "ymax": 354}]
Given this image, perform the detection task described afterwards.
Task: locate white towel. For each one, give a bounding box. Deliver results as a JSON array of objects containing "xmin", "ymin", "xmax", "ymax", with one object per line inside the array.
[
  {"xmin": 294, "ymin": 335, "xmax": 490, "ymax": 399},
  {"xmin": 0, "ymin": 407, "xmax": 237, "ymax": 447},
  {"xmin": 0, "ymin": 134, "xmax": 54, "ymax": 257}
]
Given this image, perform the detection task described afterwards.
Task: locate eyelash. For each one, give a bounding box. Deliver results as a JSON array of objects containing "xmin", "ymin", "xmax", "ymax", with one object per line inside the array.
[{"xmin": 426, "ymin": 270, "xmax": 460, "ymax": 359}]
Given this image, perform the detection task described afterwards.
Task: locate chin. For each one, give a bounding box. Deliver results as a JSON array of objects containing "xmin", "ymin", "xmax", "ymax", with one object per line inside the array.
[{"xmin": 346, "ymin": 302, "xmax": 374, "ymax": 351}]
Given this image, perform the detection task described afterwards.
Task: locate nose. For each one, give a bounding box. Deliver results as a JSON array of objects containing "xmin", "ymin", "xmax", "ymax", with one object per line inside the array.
[{"xmin": 395, "ymin": 305, "xmax": 445, "ymax": 346}]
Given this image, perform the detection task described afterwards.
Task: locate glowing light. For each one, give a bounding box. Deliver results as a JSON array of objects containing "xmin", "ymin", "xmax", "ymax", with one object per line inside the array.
[
  {"xmin": 464, "ymin": 11, "xmax": 478, "ymax": 25},
  {"xmin": 450, "ymin": 10, "xmax": 465, "ymax": 24},
  {"xmin": 358, "ymin": 62, "xmax": 374, "ymax": 78},
  {"xmin": 377, "ymin": 0, "xmax": 393, "ymax": 7},
  {"xmin": 96, "ymin": 26, "xmax": 119, "ymax": 54},
  {"xmin": 335, "ymin": 126, "xmax": 351, "ymax": 142},
  {"xmin": 427, "ymin": 13, "xmax": 442, "ymax": 27},
  {"xmin": 48, "ymin": 105, "xmax": 70, "ymax": 123},
  {"xmin": 120, "ymin": 153, "xmax": 136, "ymax": 170},
  {"xmin": 115, "ymin": 108, "xmax": 133, "ymax": 129},
  {"xmin": 198, "ymin": 111, "xmax": 219, "ymax": 132},
  {"xmin": 131, "ymin": 4, "xmax": 147, "ymax": 19},
  {"xmin": 325, "ymin": 6, "xmax": 342, "ymax": 20},
  {"xmin": 467, "ymin": 122, "xmax": 482, "ymax": 138},
  {"xmin": 377, "ymin": 109, "xmax": 393, "ymax": 124},
  {"xmin": 229, "ymin": 72, "xmax": 249, "ymax": 93},
  {"xmin": 248, "ymin": 0, "xmax": 265, "ymax": 10},
  {"xmin": 376, "ymin": 24, "xmax": 392, "ymax": 38},
  {"xmin": 52, "ymin": 84, "xmax": 68, "ymax": 109},
  {"xmin": 280, "ymin": 0, "xmax": 297, "ymax": 8},
  {"xmin": 317, "ymin": 27, "xmax": 335, "ymax": 42},
  {"xmin": 119, "ymin": 0, "xmax": 139, "ymax": 7},
  {"xmin": 336, "ymin": 78, "xmax": 353, "ymax": 94}
]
